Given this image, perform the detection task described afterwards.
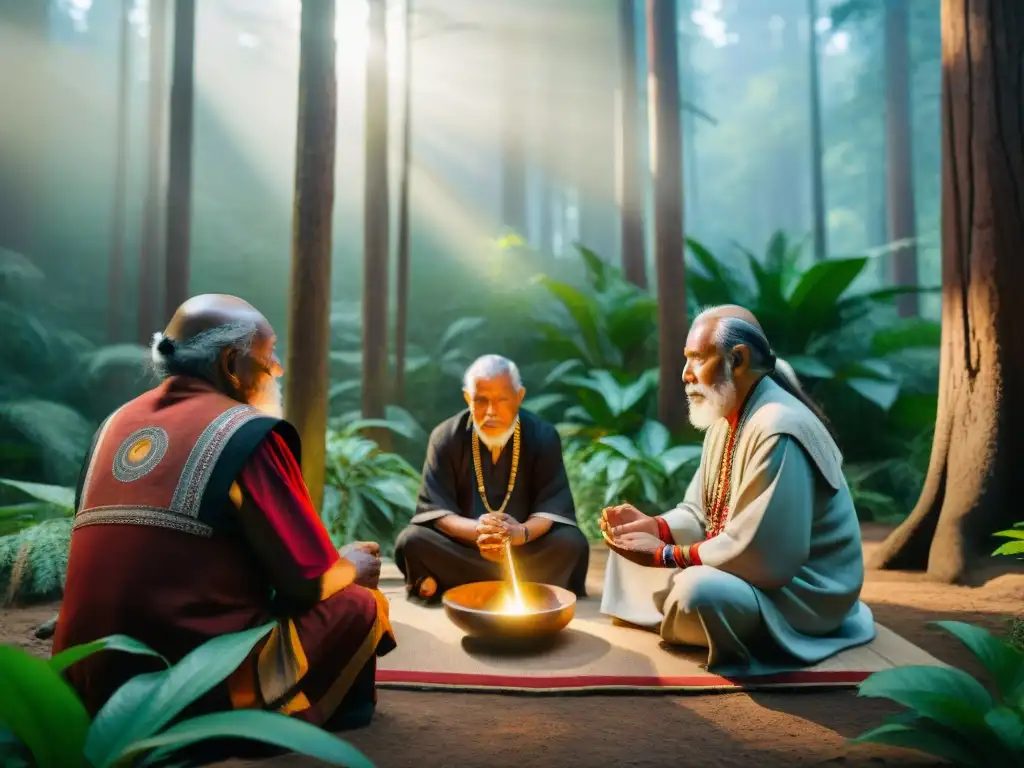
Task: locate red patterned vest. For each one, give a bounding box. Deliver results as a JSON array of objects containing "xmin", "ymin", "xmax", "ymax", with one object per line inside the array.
[{"xmin": 54, "ymin": 375, "xmax": 301, "ymax": 713}]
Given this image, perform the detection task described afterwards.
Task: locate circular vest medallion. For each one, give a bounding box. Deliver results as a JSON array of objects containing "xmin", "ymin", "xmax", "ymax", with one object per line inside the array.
[{"xmin": 112, "ymin": 426, "xmax": 169, "ymax": 483}]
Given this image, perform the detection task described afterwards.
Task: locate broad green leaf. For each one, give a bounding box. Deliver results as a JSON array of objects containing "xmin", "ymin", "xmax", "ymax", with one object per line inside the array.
[
  {"xmin": 329, "ymin": 350, "xmax": 362, "ymax": 366},
  {"xmin": 850, "ymin": 722, "xmax": 983, "ymax": 767},
  {"xmin": 786, "ymin": 356, "xmax": 835, "ymax": 379},
  {"xmin": 0, "ymin": 479, "xmax": 75, "ymax": 512},
  {"xmin": 932, "ymin": 621, "xmax": 1024, "ymax": 704},
  {"xmin": 659, "ymin": 444, "xmax": 703, "ymax": 475},
  {"xmin": 531, "ymin": 276, "xmax": 604, "ymax": 364},
  {"xmin": 438, "ymin": 316, "xmax": 485, "ymax": 350},
  {"xmin": 636, "ymin": 421, "xmax": 670, "ymax": 458},
  {"xmin": 787, "ymin": 257, "xmax": 866, "ymax": 315},
  {"xmin": 49, "ymin": 635, "xmax": 169, "ymax": 674},
  {"xmin": 328, "ymin": 380, "xmax": 360, "ymax": 401},
  {"xmin": 846, "ymin": 377, "xmax": 900, "ymax": 410},
  {"xmin": 857, "ymin": 665, "xmax": 994, "ymax": 735},
  {"xmin": 871, "ymin": 319, "xmax": 941, "ymax": 355},
  {"xmin": 364, "ymin": 477, "xmax": 416, "ymax": 511},
  {"xmin": 85, "ymin": 622, "xmax": 275, "ymax": 768},
  {"xmin": 598, "ymin": 435, "xmax": 641, "ymax": 461},
  {"xmin": 993, "ymin": 529, "xmax": 1024, "ymax": 541},
  {"xmin": 126, "ymin": 710, "xmax": 374, "ymax": 768},
  {"xmin": 0, "ymin": 645, "xmax": 91, "ymax": 768},
  {"xmin": 983, "ymin": 706, "xmax": 1024, "ymax": 754},
  {"xmin": 342, "ymin": 418, "xmax": 419, "ymax": 441},
  {"xmin": 542, "ymin": 359, "xmax": 584, "ymax": 387},
  {"xmin": 993, "ymin": 541, "xmax": 1024, "ymax": 557},
  {"xmin": 576, "ymin": 245, "xmax": 611, "ymax": 292},
  {"xmin": 522, "ymin": 394, "xmax": 566, "ymax": 415}
]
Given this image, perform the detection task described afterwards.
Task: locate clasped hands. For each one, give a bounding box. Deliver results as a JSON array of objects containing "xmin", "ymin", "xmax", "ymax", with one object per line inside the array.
[
  {"xmin": 475, "ymin": 512, "xmax": 527, "ymax": 563},
  {"xmin": 340, "ymin": 541, "xmax": 381, "ymax": 588},
  {"xmin": 600, "ymin": 503, "xmax": 666, "ymax": 568}
]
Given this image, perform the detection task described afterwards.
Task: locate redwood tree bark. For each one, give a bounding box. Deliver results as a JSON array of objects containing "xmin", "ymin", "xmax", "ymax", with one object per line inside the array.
[
  {"xmin": 285, "ymin": 0, "xmax": 337, "ymax": 514},
  {"xmin": 885, "ymin": 0, "xmax": 920, "ymax": 317},
  {"xmin": 137, "ymin": 0, "xmax": 168, "ymax": 343},
  {"xmin": 647, "ymin": 0, "xmax": 688, "ymax": 433},
  {"xmin": 618, "ymin": 0, "xmax": 646, "ymax": 288},
  {"xmin": 394, "ymin": 0, "xmax": 413, "ymax": 406},
  {"xmin": 869, "ymin": 0, "xmax": 1024, "ymax": 583},
  {"xmin": 163, "ymin": 0, "xmax": 196, "ymax": 318},
  {"xmin": 107, "ymin": 0, "xmax": 131, "ymax": 342},
  {"xmin": 362, "ymin": 0, "xmax": 391, "ymax": 423}
]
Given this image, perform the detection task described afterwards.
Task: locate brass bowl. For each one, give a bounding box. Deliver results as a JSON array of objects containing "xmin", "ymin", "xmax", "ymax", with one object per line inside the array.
[{"xmin": 442, "ymin": 581, "xmax": 576, "ymax": 639}]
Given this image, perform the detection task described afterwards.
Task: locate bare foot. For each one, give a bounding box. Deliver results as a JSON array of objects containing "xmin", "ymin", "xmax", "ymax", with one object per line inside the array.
[{"xmin": 419, "ymin": 577, "xmax": 437, "ymax": 600}]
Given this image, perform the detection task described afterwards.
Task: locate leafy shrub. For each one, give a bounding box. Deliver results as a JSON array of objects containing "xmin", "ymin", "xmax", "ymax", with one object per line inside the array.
[
  {"xmin": 993, "ymin": 522, "xmax": 1024, "ymax": 559},
  {"xmin": 0, "ymin": 248, "xmax": 152, "ymax": 486},
  {"xmin": 0, "ymin": 479, "xmax": 76, "ymax": 605},
  {"xmin": 0, "ymin": 626, "xmax": 373, "ymax": 767},
  {"xmin": 851, "ymin": 621, "xmax": 1024, "ymax": 765},
  {"xmin": 562, "ymin": 422, "xmax": 701, "ymax": 540},
  {"xmin": 322, "ymin": 410, "xmax": 423, "ymax": 554}
]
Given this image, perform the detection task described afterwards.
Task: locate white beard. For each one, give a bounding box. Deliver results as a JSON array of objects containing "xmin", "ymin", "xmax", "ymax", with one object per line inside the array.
[
  {"xmin": 473, "ymin": 418, "xmax": 518, "ymax": 451},
  {"xmin": 250, "ymin": 376, "xmax": 284, "ymax": 419},
  {"xmin": 686, "ymin": 366, "xmax": 738, "ymax": 430}
]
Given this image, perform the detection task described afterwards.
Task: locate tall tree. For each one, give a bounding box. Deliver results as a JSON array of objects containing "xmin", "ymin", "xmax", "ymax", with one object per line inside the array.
[
  {"xmin": 647, "ymin": 0, "xmax": 687, "ymax": 433},
  {"xmin": 869, "ymin": 0, "xmax": 1024, "ymax": 583},
  {"xmin": 394, "ymin": 0, "xmax": 414, "ymax": 406},
  {"xmin": 362, "ymin": 0, "xmax": 391, "ymax": 422},
  {"xmin": 500, "ymin": 33, "xmax": 527, "ymax": 234},
  {"xmin": 618, "ymin": 0, "xmax": 646, "ymax": 287},
  {"xmin": 164, "ymin": 0, "xmax": 196, "ymax": 318},
  {"xmin": 107, "ymin": 0, "xmax": 131, "ymax": 341},
  {"xmin": 807, "ymin": 0, "xmax": 828, "ymax": 260},
  {"xmin": 884, "ymin": 0, "xmax": 920, "ymax": 316},
  {"xmin": 137, "ymin": 0, "xmax": 169, "ymax": 343},
  {"xmin": 285, "ymin": 0, "xmax": 338, "ymax": 515}
]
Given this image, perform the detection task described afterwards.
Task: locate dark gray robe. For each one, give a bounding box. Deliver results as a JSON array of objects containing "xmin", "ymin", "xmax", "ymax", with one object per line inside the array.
[{"xmin": 393, "ymin": 409, "xmax": 588, "ymax": 597}]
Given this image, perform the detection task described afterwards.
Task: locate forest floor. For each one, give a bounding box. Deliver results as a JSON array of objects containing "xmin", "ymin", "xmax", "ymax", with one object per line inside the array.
[{"xmin": 3, "ymin": 524, "xmax": 1023, "ymax": 768}]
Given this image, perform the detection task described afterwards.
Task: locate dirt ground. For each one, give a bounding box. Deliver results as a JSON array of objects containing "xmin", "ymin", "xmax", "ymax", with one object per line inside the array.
[{"xmin": 3, "ymin": 524, "xmax": 1023, "ymax": 768}]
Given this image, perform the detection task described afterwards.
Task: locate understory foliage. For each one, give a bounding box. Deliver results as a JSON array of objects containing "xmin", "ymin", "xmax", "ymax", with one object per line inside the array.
[
  {"xmin": 527, "ymin": 235, "xmax": 939, "ymax": 533},
  {"xmin": 0, "ymin": 625, "xmax": 373, "ymax": 768},
  {"xmin": 851, "ymin": 621, "xmax": 1024, "ymax": 765},
  {"xmin": 0, "ymin": 249, "xmax": 151, "ymax": 487},
  {"xmin": 322, "ymin": 409, "xmax": 423, "ymax": 553},
  {"xmin": 0, "ymin": 480, "xmax": 75, "ymax": 605}
]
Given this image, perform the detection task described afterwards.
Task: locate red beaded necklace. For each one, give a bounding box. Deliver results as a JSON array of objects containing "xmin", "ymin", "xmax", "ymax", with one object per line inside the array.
[{"xmin": 703, "ymin": 393, "xmax": 756, "ymax": 539}]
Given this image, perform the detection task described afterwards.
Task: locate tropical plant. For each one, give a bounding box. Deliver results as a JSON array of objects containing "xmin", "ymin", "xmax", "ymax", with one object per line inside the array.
[
  {"xmin": 529, "ymin": 245, "xmax": 657, "ymax": 378},
  {"xmin": 0, "ymin": 479, "xmax": 75, "ymax": 537},
  {"xmin": 0, "ymin": 248, "xmax": 152, "ymax": 486},
  {"xmin": 322, "ymin": 409, "xmax": 423, "ymax": 553},
  {"xmin": 842, "ymin": 428, "xmax": 932, "ymax": 523},
  {"xmin": 993, "ymin": 522, "xmax": 1024, "ymax": 559},
  {"xmin": 0, "ymin": 479, "xmax": 75, "ymax": 606},
  {"xmin": 561, "ymin": 422, "xmax": 702, "ymax": 538},
  {"xmin": 686, "ymin": 231, "xmax": 940, "ymax": 413},
  {"xmin": 850, "ymin": 620, "xmax": 1024, "ymax": 765},
  {"xmin": 0, "ymin": 625, "xmax": 374, "ymax": 767}
]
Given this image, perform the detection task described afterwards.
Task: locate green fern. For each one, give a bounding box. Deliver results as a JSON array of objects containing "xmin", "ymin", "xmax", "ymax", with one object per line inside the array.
[
  {"xmin": 0, "ymin": 518, "xmax": 72, "ymax": 605},
  {"xmin": 0, "ymin": 401, "xmax": 94, "ymax": 485}
]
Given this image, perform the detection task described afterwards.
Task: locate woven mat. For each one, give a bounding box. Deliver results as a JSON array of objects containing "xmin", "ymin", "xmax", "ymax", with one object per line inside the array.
[{"xmin": 375, "ymin": 584, "xmax": 944, "ymax": 693}]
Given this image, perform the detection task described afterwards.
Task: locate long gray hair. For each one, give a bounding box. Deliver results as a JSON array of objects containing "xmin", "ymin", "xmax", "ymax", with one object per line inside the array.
[
  {"xmin": 714, "ymin": 316, "xmax": 838, "ymax": 442},
  {"xmin": 150, "ymin": 322, "xmax": 259, "ymax": 383}
]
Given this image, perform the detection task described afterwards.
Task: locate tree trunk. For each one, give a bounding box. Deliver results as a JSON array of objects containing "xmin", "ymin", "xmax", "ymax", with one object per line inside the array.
[
  {"xmin": 618, "ymin": 0, "xmax": 646, "ymax": 287},
  {"xmin": 137, "ymin": 0, "xmax": 169, "ymax": 344},
  {"xmin": 163, "ymin": 0, "xmax": 196, "ymax": 318},
  {"xmin": 362, "ymin": 0, "xmax": 391, "ymax": 424},
  {"xmin": 647, "ymin": 0, "xmax": 688, "ymax": 433},
  {"xmin": 107, "ymin": 0, "xmax": 131, "ymax": 342},
  {"xmin": 868, "ymin": 0, "xmax": 1024, "ymax": 583},
  {"xmin": 394, "ymin": 0, "xmax": 413, "ymax": 406},
  {"xmin": 500, "ymin": 36, "xmax": 527, "ymax": 234},
  {"xmin": 807, "ymin": 0, "xmax": 827, "ymax": 261},
  {"xmin": 285, "ymin": 0, "xmax": 338, "ymax": 515},
  {"xmin": 885, "ymin": 0, "xmax": 920, "ymax": 316}
]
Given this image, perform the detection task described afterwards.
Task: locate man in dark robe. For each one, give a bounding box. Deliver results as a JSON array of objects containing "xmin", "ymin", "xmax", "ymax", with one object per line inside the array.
[
  {"xmin": 393, "ymin": 354, "xmax": 589, "ymax": 600},
  {"xmin": 52, "ymin": 294, "xmax": 396, "ymax": 731}
]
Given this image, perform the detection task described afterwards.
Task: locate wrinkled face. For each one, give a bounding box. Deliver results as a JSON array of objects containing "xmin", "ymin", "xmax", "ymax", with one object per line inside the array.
[
  {"xmin": 463, "ymin": 373, "xmax": 524, "ymax": 443},
  {"xmin": 682, "ymin": 320, "xmax": 738, "ymax": 429}
]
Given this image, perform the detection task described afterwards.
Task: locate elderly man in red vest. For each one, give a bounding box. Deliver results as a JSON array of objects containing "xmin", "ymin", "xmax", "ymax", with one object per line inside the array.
[{"xmin": 52, "ymin": 294, "xmax": 395, "ymax": 730}]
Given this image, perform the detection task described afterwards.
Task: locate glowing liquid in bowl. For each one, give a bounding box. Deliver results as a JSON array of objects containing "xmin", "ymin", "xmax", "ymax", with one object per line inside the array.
[{"xmin": 501, "ymin": 541, "xmax": 529, "ymax": 614}]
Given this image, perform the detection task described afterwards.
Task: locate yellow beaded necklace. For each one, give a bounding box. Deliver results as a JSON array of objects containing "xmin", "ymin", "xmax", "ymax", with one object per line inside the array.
[{"xmin": 471, "ymin": 420, "xmax": 521, "ymax": 516}]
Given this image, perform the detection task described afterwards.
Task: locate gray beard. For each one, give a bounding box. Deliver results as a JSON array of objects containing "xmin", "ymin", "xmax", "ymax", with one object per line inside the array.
[
  {"xmin": 250, "ymin": 376, "xmax": 284, "ymax": 419},
  {"xmin": 473, "ymin": 419, "xmax": 518, "ymax": 451}
]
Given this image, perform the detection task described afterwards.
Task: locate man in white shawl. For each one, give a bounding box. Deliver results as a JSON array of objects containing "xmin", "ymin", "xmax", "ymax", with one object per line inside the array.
[{"xmin": 600, "ymin": 305, "xmax": 875, "ymax": 674}]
